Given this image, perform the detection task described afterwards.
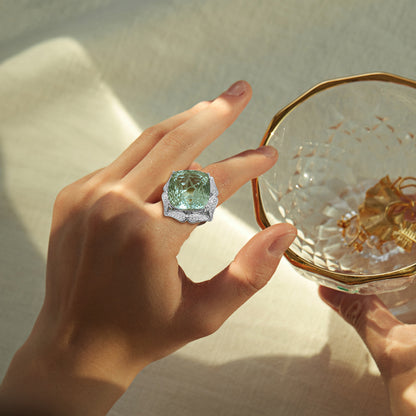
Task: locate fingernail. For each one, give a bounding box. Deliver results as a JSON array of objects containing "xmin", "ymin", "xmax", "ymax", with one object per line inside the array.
[
  {"xmin": 224, "ymin": 80, "xmax": 247, "ymax": 97},
  {"xmin": 268, "ymin": 229, "xmax": 297, "ymax": 258},
  {"xmin": 256, "ymin": 146, "xmax": 278, "ymax": 158}
]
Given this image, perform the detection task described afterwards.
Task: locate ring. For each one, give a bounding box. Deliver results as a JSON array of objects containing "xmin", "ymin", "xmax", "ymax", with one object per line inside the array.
[{"xmin": 162, "ymin": 170, "xmax": 218, "ymax": 223}]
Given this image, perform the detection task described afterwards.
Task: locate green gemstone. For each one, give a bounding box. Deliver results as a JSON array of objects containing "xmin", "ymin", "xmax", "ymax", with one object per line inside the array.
[{"xmin": 168, "ymin": 170, "xmax": 210, "ymax": 210}]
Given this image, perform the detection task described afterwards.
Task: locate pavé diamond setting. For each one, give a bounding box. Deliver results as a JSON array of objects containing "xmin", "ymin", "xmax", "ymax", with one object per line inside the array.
[{"xmin": 162, "ymin": 170, "xmax": 218, "ymax": 223}]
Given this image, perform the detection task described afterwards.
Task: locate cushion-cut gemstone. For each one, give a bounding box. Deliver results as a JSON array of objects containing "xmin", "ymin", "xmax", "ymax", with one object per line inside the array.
[{"xmin": 168, "ymin": 170, "xmax": 210, "ymax": 210}]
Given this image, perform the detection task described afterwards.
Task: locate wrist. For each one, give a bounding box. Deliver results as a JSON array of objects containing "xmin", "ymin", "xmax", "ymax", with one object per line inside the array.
[{"xmin": 0, "ymin": 325, "xmax": 146, "ymax": 415}]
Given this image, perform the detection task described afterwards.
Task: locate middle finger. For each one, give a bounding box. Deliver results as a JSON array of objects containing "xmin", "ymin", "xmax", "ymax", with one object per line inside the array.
[{"xmin": 123, "ymin": 81, "xmax": 252, "ymax": 199}]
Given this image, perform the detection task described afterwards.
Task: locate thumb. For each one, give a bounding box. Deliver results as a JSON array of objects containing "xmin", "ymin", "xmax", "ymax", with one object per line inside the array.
[
  {"xmin": 184, "ymin": 223, "xmax": 297, "ymax": 337},
  {"xmin": 319, "ymin": 286, "xmax": 402, "ymax": 368}
]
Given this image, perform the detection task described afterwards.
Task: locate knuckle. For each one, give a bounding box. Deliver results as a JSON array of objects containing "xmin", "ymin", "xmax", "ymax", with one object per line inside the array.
[
  {"xmin": 374, "ymin": 339, "xmax": 401, "ymax": 378},
  {"xmin": 54, "ymin": 184, "xmax": 73, "ymax": 208},
  {"xmin": 55, "ymin": 176, "xmax": 102, "ymax": 211},
  {"xmin": 339, "ymin": 297, "xmax": 367, "ymax": 331},
  {"xmin": 233, "ymin": 262, "xmax": 270, "ymax": 299},
  {"xmin": 191, "ymin": 100, "xmax": 210, "ymax": 112},
  {"xmin": 245, "ymin": 267, "xmax": 270, "ymax": 292},
  {"xmin": 206, "ymin": 166, "xmax": 230, "ymax": 193},
  {"xmin": 163, "ymin": 130, "xmax": 190, "ymax": 151},
  {"xmin": 85, "ymin": 184, "xmax": 141, "ymax": 229},
  {"xmin": 54, "ymin": 183, "xmax": 90, "ymax": 216},
  {"xmin": 383, "ymin": 339, "xmax": 401, "ymax": 362},
  {"xmin": 141, "ymin": 125, "xmax": 167, "ymax": 140},
  {"xmin": 213, "ymin": 99, "xmax": 235, "ymax": 119}
]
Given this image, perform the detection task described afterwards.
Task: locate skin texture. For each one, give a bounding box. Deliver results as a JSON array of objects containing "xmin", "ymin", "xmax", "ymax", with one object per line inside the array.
[
  {"xmin": 319, "ymin": 286, "xmax": 416, "ymax": 416},
  {"xmin": 2, "ymin": 80, "xmax": 412, "ymax": 415},
  {"xmin": 0, "ymin": 81, "xmax": 297, "ymax": 415}
]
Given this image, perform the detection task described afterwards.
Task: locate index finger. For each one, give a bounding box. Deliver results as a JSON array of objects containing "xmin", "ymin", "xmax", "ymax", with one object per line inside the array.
[{"xmin": 123, "ymin": 81, "xmax": 252, "ymax": 198}]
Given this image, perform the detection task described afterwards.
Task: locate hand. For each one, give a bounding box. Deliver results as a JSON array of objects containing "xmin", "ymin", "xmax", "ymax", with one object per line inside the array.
[
  {"xmin": 319, "ymin": 286, "xmax": 416, "ymax": 416},
  {"xmin": 0, "ymin": 81, "xmax": 296, "ymax": 416}
]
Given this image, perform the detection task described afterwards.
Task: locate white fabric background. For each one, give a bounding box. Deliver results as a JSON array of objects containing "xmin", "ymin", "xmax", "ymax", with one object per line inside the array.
[{"xmin": 1, "ymin": 1, "xmax": 416, "ymax": 415}]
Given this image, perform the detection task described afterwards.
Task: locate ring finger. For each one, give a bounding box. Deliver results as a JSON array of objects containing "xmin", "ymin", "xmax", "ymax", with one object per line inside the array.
[{"xmin": 158, "ymin": 145, "xmax": 278, "ymax": 241}]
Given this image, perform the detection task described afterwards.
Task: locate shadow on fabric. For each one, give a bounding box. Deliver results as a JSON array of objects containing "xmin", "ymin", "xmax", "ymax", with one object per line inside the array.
[{"xmin": 113, "ymin": 346, "xmax": 389, "ymax": 416}]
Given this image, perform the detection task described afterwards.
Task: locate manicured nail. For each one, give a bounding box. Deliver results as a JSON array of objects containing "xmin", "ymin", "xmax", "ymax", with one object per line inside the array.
[
  {"xmin": 268, "ymin": 229, "xmax": 297, "ymax": 258},
  {"xmin": 224, "ymin": 80, "xmax": 247, "ymax": 97},
  {"xmin": 256, "ymin": 146, "xmax": 278, "ymax": 158}
]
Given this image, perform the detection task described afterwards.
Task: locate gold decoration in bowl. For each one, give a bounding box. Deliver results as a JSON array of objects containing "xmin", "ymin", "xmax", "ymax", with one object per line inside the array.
[
  {"xmin": 338, "ymin": 176, "xmax": 416, "ymax": 253},
  {"xmin": 252, "ymin": 73, "xmax": 416, "ymax": 294}
]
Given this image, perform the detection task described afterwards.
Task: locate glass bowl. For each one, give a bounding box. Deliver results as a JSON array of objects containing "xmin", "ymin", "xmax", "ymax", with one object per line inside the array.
[{"xmin": 253, "ymin": 73, "xmax": 416, "ymax": 295}]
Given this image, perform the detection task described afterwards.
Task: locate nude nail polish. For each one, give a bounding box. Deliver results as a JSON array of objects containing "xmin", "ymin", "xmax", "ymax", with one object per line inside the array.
[
  {"xmin": 224, "ymin": 81, "xmax": 247, "ymax": 96},
  {"xmin": 256, "ymin": 146, "xmax": 278, "ymax": 158},
  {"xmin": 268, "ymin": 230, "xmax": 297, "ymax": 258}
]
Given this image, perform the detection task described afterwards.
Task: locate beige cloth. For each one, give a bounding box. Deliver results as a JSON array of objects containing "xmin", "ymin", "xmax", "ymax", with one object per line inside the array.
[{"xmin": 2, "ymin": 1, "xmax": 416, "ymax": 414}]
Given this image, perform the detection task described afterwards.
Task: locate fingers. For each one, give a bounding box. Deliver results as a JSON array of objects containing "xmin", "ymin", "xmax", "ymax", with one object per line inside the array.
[
  {"xmin": 319, "ymin": 286, "xmax": 403, "ymax": 366},
  {"xmin": 124, "ymin": 81, "xmax": 252, "ymax": 198},
  {"xmin": 204, "ymin": 146, "xmax": 278, "ymax": 205},
  {"xmin": 179, "ymin": 224, "xmax": 297, "ymax": 338},
  {"xmin": 105, "ymin": 101, "xmax": 211, "ymax": 179},
  {"xmin": 161, "ymin": 145, "xmax": 276, "ymax": 218},
  {"xmin": 155, "ymin": 145, "xmax": 279, "ymax": 241}
]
